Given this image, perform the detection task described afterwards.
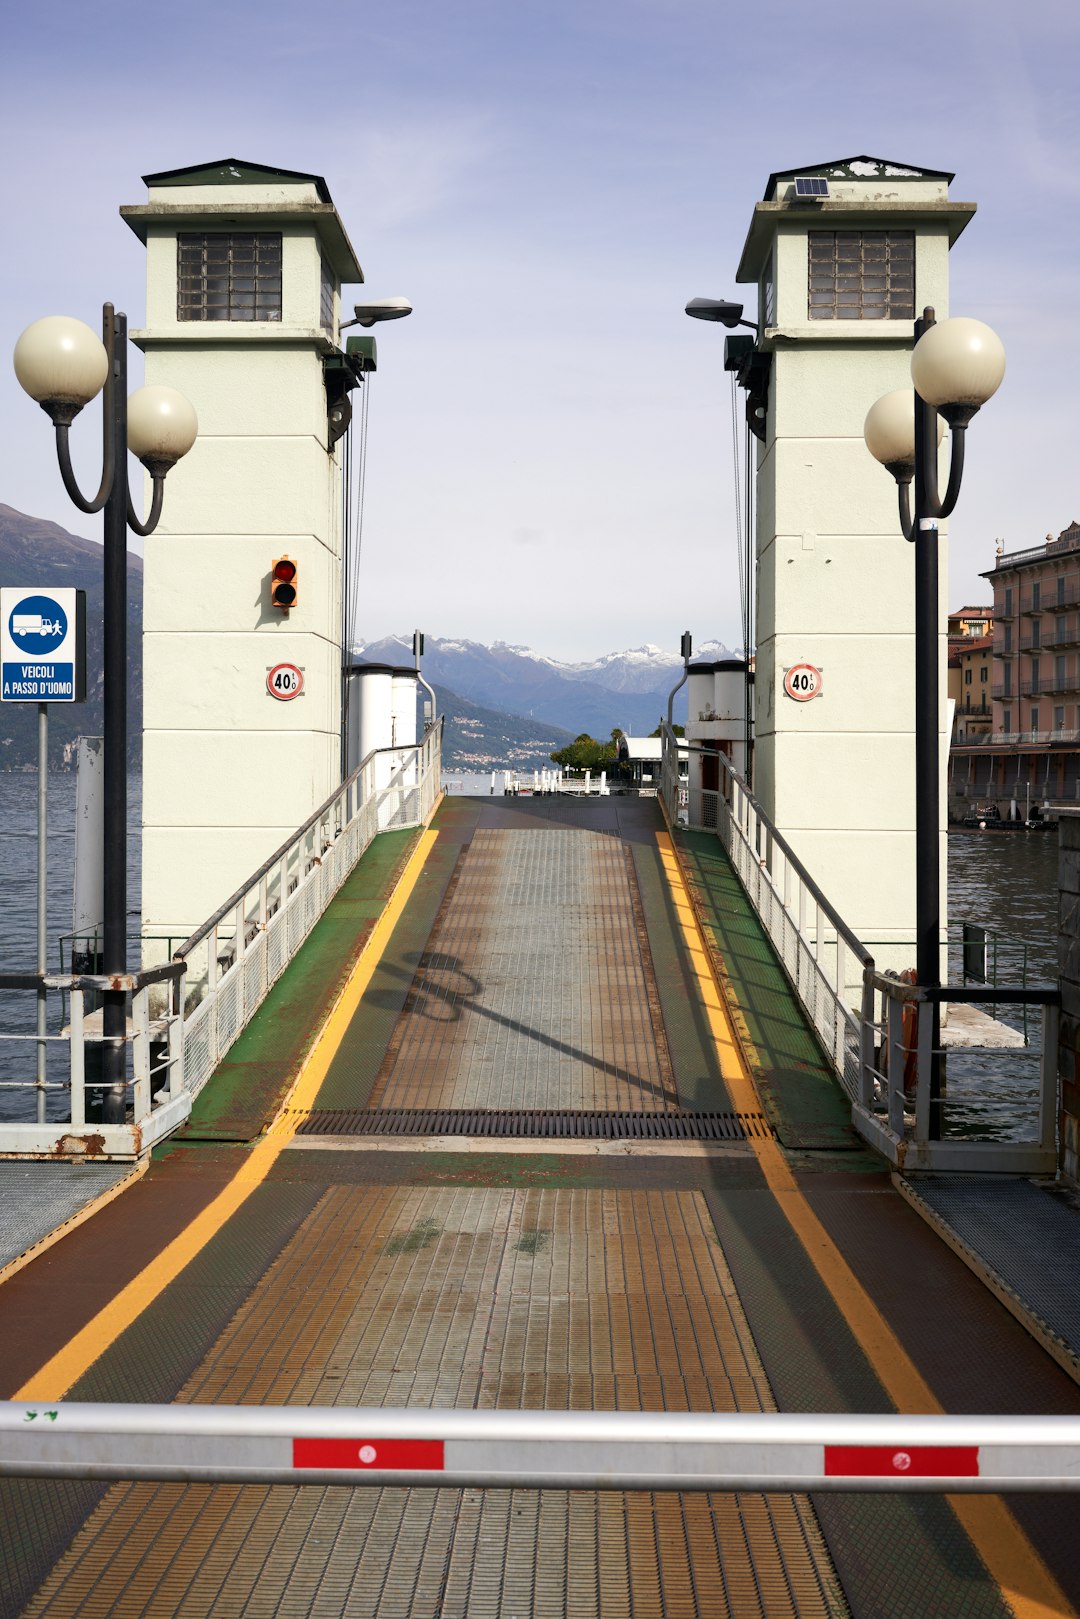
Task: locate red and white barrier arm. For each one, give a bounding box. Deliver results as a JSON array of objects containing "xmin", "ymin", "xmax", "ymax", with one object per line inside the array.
[{"xmin": 3, "ymin": 1406, "xmax": 1080, "ymax": 1491}]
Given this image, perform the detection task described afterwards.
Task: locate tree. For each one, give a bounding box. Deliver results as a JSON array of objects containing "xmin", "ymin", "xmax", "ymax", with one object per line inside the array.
[{"xmin": 550, "ymin": 730, "xmax": 621, "ymax": 771}]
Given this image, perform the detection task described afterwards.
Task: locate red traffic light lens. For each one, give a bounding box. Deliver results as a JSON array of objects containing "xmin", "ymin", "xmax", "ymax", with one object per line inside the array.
[{"xmin": 273, "ymin": 559, "xmax": 297, "ymax": 582}]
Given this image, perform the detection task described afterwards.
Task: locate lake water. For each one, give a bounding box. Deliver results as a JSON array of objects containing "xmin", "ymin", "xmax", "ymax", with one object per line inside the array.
[
  {"xmin": 0, "ymin": 775, "xmax": 1062, "ymax": 1131},
  {"xmin": 0, "ymin": 772, "xmax": 142, "ymax": 1122}
]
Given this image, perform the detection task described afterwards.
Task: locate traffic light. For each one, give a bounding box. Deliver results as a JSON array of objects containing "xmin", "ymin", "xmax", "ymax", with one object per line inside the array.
[{"xmin": 271, "ymin": 556, "xmax": 297, "ymax": 610}]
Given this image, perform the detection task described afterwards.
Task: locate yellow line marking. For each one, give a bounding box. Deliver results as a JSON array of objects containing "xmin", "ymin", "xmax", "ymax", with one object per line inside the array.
[
  {"xmin": 16, "ymin": 827, "xmax": 440, "ymax": 1405},
  {"xmin": 0, "ymin": 1160, "xmax": 146, "ymax": 1291},
  {"xmin": 657, "ymin": 828, "xmax": 1075, "ymax": 1619}
]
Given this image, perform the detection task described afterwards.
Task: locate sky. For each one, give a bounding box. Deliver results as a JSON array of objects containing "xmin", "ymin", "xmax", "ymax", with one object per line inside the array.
[{"xmin": 2, "ymin": 0, "xmax": 1078, "ymax": 661}]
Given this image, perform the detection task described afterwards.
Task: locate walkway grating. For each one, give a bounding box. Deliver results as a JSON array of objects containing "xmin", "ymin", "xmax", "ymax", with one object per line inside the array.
[
  {"xmin": 21, "ymin": 1187, "xmax": 848, "ymax": 1618},
  {"xmin": 358, "ymin": 827, "xmax": 680, "ymax": 1115},
  {"xmin": 293, "ymin": 1106, "xmax": 774, "ymax": 1140}
]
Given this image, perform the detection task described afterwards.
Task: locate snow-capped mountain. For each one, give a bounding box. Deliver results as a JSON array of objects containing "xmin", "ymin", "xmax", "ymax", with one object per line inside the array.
[
  {"xmin": 354, "ymin": 635, "xmax": 736, "ymax": 735},
  {"xmin": 560, "ymin": 641, "xmax": 735, "ymax": 694}
]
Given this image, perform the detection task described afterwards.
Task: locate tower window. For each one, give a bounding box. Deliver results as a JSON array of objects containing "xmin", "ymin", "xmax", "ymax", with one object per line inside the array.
[
  {"xmin": 177, "ymin": 233, "xmax": 283, "ymax": 322},
  {"xmin": 807, "ymin": 231, "xmax": 915, "ymax": 321},
  {"xmin": 761, "ymin": 250, "xmax": 775, "ymax": 328},
  {"xmin": 320, "ymin": 253, "xmax": 337, "ymax": 331}
]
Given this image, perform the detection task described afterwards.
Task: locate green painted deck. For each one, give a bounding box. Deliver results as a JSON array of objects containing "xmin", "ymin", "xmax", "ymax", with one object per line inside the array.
[{"xmin": 675, "ymin": 829, "xmax": 859, "ymax": 1152}]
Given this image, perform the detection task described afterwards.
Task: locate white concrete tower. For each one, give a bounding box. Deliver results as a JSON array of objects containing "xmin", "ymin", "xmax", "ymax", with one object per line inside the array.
[
  {"xmin": 122, "ymin": 159, "xmax": 365, "ymax": 948},
  {"xmin": 733, "ymin": 156, "xmax": 975, "ymax": 963}
]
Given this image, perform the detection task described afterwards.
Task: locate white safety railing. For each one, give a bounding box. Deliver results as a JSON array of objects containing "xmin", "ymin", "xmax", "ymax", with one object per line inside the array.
[
  {"xmin": 172, "ymin": 722, "xmax": 442, "ymax": 1103},
  {"xmin": 4, "ymin": 1403, "xmax": 1080, "ymax": 1493},
  {"xmin": 0, "ymin": 723, "xmax": 441, "ymax": 1163},
  {"xmin": 858, "ymin": 975, "xmax": 1059, "ymax": 1175},
  {"xmin": 0, "ymin": 962, "xmax": 187, "ymax": 1160},
  {"xmin": 660, "ymin": 722, "xmax": 874, "ymax": 1106},
  {"xmin": 658, "ymin": 723, "xmax": 1060, "ymax": 1174}
]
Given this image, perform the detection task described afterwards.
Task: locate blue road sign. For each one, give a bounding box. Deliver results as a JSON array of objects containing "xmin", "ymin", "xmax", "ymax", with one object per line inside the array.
[{"xmin": 0, "ymin": 587, "xmax": 86, "ymax": 703}]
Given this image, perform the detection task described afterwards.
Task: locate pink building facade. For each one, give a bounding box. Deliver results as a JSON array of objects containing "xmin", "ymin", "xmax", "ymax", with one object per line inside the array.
[{"xmin": 950, "ymin": 523, "xmax": 1080, "ymax": 816}]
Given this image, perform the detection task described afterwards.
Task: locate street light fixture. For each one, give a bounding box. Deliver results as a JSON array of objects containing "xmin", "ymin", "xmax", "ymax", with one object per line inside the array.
[
  {"xmin": 339, "ymin": 297, "xmax": 413, "ymax": 331},
  {"xmin": 864, "ymin": 307, "xmax": 1005, "ymax": 1131},
  {"xmin": 13, "ymin": 304, "xmax": 197, "ymax": 1121},
  {"xmin": 684, "ymin": 297, "xmax": 760, "ymax": 335}
]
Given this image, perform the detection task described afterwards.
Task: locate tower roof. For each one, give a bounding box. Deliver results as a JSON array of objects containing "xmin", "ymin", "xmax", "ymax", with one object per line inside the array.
[
  {"xmin": 142, "ymin": 158, "xmax": 333, "ymax": 204},
  {"xmin": 763, "ymin": 156, "xmax": 954, "ymax": 200},
  {"xmin": 122, "ymin": 158, "xmax": 363, "ymax": 282}
]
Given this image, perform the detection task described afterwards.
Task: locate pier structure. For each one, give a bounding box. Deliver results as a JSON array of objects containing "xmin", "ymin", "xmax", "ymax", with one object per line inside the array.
[
  {"xmin": 3, "ymin": 790, "xmax": 1080, "ymax": 1616},
  {"xmin": 736, "ymin": 157, "xmax": 975, "ymax": 973},
  {"xmin": 5, "ymin": 156, "xmax": 1080, "ymax": 1615},
  {"xmin": 123, "ymin": 160, "xmax": 366, "ymax": 952}
]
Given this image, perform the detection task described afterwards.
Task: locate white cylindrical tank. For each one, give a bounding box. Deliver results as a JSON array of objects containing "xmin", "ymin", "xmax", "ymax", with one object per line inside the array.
[
  {"xmin": 389, "ymin": 667, "xmax": 421, "ymax": 822},
  {"xmin": 390, "ymin": 668, "xmax": 419, "ymax": 748},
  {"xmin": 347, "ymin": 662, "xmax": 394, "ymax": 776},
  {"xmin": 685, "ymin": 658, "xmax": 751, "ymax": 827}
]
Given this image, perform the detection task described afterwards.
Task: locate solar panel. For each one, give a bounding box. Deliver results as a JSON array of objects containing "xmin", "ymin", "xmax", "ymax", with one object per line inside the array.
[{"xmin": 794, "ymin": 175, "xmax": 830, "ymax": 199}]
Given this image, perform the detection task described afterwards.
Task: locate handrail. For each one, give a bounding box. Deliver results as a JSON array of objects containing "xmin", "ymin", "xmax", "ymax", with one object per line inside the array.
[
  {"xmin": 175, "ymin": 722, "xmax": 442, "ymax": 960},
  {"xmin": 0, "ymin": 963, "xmax": 181, "ymax": 994},
  {"xmin": 665, "ymin": 722, "xmax": 872, "ymax": 970},
  {"xmin": 868, "ymin": 975, "xmax": 1058, "ymax": 1008}
]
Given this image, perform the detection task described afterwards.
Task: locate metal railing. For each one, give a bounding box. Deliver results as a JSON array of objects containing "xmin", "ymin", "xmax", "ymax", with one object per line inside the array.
[
  {"xmin": 659, "ymin": 724, "xmax": 1059, "ymax": 1174},
  {"xmin": 5, "ymin": 1402, "xmax": 1080, "ymax": 1493},
  {"xmin": 857, "ymin": 978, "xmax": 1058, "ymax": 1174},
  {"xmin": 0, "ymin": 961, "xmax": 187, "ymax": 1159},
  {"xmin": 659, "ymin": 722, "xmax": 874, "ymax": 1105},
  {"xmin": 957, "ymin": 728, "xmax": 1080, "ymax": 747},
  {"xmin": 0, "ymin": 722, "xmax": 442, "ymax": 1161},
  {"xmin": 172, "ymin": 722, "xmax": 442, "ymax": 1103}
]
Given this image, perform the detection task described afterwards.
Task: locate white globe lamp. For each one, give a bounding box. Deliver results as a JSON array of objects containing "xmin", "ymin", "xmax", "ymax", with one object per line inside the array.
[
  {"xmin": 911, "ymin": 317, "xmax": 1006, "ymax": 415},
  {"xmin": 13, "ymin": 316, "xmax": 109, "ymax": 416},
  {"xmin": 127, "ymin": 386, "xmax": 198, "ymax": 470}
]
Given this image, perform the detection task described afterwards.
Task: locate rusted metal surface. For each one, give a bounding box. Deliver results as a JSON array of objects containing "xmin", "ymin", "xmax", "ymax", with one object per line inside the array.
[
  {"xmin": 22, "ymin": 1188, "xmax": 847, "ymax": 1616},
  {"xmin": 364, "ymin": 827, "xmax": 680, "ymax": 1115},
  {"xmin": 47, "ymin": 1134, "xmax": 107, "ymax": 1160}
]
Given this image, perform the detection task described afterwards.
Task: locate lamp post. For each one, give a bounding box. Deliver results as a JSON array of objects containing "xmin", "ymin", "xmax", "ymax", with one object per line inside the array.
[
  {"xmin": 864, "ymin": 309, "xmax": 1005, "ymax": 1132},
  {"xmin": 14, "ymin": 305, "xmax": 197, "ymax": 1122}
]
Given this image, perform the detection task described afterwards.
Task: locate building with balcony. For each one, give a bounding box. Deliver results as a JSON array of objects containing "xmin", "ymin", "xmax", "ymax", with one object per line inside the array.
[
  {"xmin": 948, "ymin": 630, "xmax": 993, "ymax": 743},
  {"xmin": 949, "ymin": 523, "xmax": 1080, "ymax": 816},
  {"xmin": 948, "ymin": 605, "xmax": 993, "ymax": 640}
]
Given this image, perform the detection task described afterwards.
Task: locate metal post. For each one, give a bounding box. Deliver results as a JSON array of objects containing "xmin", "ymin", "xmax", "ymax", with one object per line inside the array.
[
  {"xmin": 101, "ymin": 311, "xmax": 129, "ymax": 1123},
  {"xmin": 35, "ymin": 703, "xmax": 48, "ymax": 1124},
  {"xmin": 913, "ymin": 310, "xmax": 943, "ymax": 1138}
]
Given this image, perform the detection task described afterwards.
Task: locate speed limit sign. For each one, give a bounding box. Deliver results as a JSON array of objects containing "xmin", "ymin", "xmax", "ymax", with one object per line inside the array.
[
  {"xmin": 783, "ymin": 663, "xmax": 823, "ymax": 702},
  {"xmin": 267, "ymin": 663, "xmax": 305, "ymax": 701}
]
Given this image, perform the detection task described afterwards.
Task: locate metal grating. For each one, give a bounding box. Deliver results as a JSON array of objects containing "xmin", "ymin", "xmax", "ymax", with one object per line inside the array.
[
  {"xmin": 0, "ymin": 1162, "xmax": 135, "ymax": 1276},
  {"xmin": 21, "ymin": 1188, "xmax": 847, "ymax": 1618},
  {"xmin": 365, "ymin": 827, "xmax": 681, "ymax": 1115},
  {"xmin": 295, "ymin": 1106, "xmax": 772, "ymax": 1140},
  {"xmin": 904, "ymin": 1175, "xmax": 1080, "ymax": 1362}
]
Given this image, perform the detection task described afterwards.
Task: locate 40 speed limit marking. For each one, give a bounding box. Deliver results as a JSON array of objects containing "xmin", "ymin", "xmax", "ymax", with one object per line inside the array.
[
  {"xmin": 783, "ymin": 663, "xmax": 823, "ymax": 702},
  {"xmin": 267, "ymin": 663, "xmax": 305, "ymax": 701}
]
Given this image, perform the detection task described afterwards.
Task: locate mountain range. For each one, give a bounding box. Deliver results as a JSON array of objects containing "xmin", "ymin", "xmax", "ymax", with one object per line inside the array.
[
  {"xmin": 0, "ymin": 502, "xmax": 733, "ymax": 770},
  {"xmin": 357, "ymin": 634, "xmax": 735, "ymax": 736}
]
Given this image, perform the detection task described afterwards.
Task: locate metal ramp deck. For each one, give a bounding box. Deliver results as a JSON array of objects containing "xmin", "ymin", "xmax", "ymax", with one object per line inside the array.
[{"xmin": 1, "ymin": 795, "xmax": 1079, "ymax": 1617}]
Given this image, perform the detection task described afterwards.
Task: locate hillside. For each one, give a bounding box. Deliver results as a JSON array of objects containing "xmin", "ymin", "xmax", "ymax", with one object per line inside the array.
[
  {"xmin": 0, "ymin": 505, "xmax": 142, "ymax": 771},
  {"xmin": 434, "ymin": 683, "xmax": 573, "ymax": 770}
]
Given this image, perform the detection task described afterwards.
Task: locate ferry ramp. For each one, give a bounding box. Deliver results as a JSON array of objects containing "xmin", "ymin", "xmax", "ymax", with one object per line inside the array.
[{"xmin": 2, "ymin": 794, "xmax": 1080, "ymax": 1618}]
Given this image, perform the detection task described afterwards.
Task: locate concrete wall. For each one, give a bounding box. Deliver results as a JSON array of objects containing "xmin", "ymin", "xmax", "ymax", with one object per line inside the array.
[
  {"xmin": 750, "ymin": 192, "xmax": 958, "ymax": 967},
  {"xmin": 1058, "ymin": 810, "xmax": 1080, "ymax": 1184},
  {"xmin": 133, "ymin": 181, "xmax": 348, "ymax": 948}
]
